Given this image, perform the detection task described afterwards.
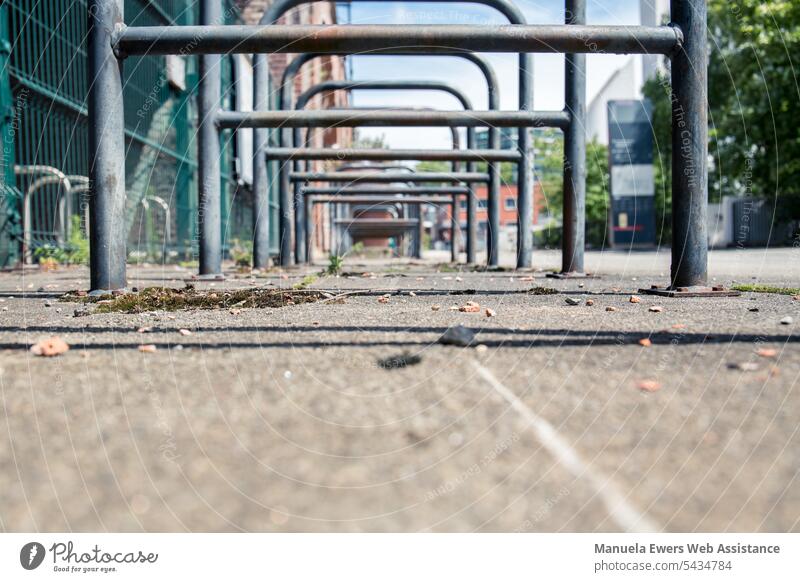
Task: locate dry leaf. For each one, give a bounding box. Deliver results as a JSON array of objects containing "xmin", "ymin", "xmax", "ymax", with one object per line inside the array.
[
  {"xmin": 459, "ymin": 301, "xmax": 481, "ymax": 313},
  {"xmin": 377, "ymin": 296, "xmax": 390, "ymax": 304},
  {"xmin": 637, "ymin": 380, "xmax": 661, "ymax": 392},
  {"xmin": 30, "ymin": 337, "xmax": 69, "ymax": 357}
]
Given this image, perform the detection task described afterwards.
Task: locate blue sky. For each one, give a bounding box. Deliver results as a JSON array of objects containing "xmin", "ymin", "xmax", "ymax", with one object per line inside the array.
[{"xmin": 335, "ymin": 0, "xmax": 644, "ymax": 148}]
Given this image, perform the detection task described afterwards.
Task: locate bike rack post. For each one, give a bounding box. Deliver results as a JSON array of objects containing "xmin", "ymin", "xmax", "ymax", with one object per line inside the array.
[
  {"xmin": 87, "ymin": 0, "xmax": 126, "ymax": 292},
  {"xmin": 196, "ymin": 0, "xmax": 223, "ymax": 279},
  {"xmin": 556, "ymin": 0, "xmax": 588, "ymax": 278}
]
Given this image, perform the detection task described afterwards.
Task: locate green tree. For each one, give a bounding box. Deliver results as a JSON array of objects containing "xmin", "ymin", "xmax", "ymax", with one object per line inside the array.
[
  {"xmin": 645, "ymin": 0, "xmax": 800, "ymax": 242},
  {"xmin": 707, "ymin": 0, "xmax": 800, "ymax": 224}
]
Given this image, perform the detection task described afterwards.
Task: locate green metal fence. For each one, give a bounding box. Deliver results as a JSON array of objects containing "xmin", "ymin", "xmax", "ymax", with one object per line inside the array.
[{"xmin": 0, "ymin": 0, "xmax": 264, "ymax": 268}]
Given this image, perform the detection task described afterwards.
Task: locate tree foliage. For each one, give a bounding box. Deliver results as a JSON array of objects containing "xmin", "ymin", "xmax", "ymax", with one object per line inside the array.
[{"xmin": 646, "ymin": 0, "xmax": 800, "ymax": 238}]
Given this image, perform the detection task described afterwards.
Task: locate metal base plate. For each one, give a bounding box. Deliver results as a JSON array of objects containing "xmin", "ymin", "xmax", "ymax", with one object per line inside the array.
[
  {"xmin": 546, "ymin": 271, "xmax": 599, "ymax": 279},
  {"xmin": 640, "ymin": 285, "xmax": 741, "ymax": 298}
]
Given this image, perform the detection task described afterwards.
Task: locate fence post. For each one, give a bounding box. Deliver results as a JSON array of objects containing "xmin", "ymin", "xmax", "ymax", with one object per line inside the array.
[
  {"xmin": 198, "ymin": 0, "xmax": 222, "ymax": 277},
  {"xmin": 562, "ymin": 0, "xmax": 587, "ymax": 275},
  {"xmin": 88, "ymin": 0, "xmax": 126, "ymax": 292},
  {"xmin": 670, "ymin": 0, "xmax": 708, "ymax": 288}
]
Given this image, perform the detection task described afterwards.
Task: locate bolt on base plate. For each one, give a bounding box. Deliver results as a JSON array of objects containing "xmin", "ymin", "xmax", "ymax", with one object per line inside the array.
[
  {"xmin": 546, "ymin": 271, "xmax": 599, "ymax": 279},
  {"xmin": 640, "ymin": 285, "xmax": 741, "ymax": 298}
]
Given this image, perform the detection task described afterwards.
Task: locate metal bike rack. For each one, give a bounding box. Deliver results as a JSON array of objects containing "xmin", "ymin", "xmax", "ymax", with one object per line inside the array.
[
  {"xmin": 286, "ymin": 80, "xmax": 478, "ymax": 264},
  {"xmin": 295, "ymin": 107, "xmax": 467, "ymax": 265},
  {"xmin": 243, "ymin": 0, "xmax": 534, "ymax": 272},
  {"xmin": 272, "ymin": 51, "xmax": 504, "ymax": 266},
  {"xmin": 91, "ymin": 0, "xmax": 709, "ymax": 297}
]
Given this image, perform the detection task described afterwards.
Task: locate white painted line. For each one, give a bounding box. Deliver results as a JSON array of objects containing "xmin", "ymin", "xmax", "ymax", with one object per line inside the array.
[{"xmin": 472, "ymin": 361, "xmax": 660, "ymax": 533}]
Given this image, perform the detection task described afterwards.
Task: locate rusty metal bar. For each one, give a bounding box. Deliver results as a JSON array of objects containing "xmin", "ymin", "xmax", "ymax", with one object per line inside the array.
[
  {"xmin": 114, "ymin": 24, "xmax": 683, "ymax": 57},
  {"xmin": 263, "ymin": 148, "xmax": 521, "ymax": 162},
  {"xmin": 217, "ymin": 109, "xmax": 571, "ymax": 129}
]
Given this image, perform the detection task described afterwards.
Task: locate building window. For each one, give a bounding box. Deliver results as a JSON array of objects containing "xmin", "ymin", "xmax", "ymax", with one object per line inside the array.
[
  {"xmin": 460, "ymin": 200, "xmax": 467, "ymax": 210},
  {"xmin": 504, "ymin": 198, "xmax": 516, "ymax": 210},
  {"xmin": 478, "ymin": 199, "xmax": 488, "ymax": 209}
]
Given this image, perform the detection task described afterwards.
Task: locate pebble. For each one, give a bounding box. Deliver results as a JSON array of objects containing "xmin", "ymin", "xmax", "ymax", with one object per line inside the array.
[
  {"xmin": 565, "ymin": 297, "xmax": 582, "ymax": 306},
  {"xmin": 605, "ymin": 306, "xmax": 618, "ymax": 312},
  {"xmin": 649, "ymin": 306, "xmax": 663, "ymax": 313},
  {"xmin": 438, "ymin": 325, "xmax": 476, "ymax": 347},
  {"xmin": 629, "ymin": 295, "xmax": 642, "ymax": 303},
  {"xmin": 586, "ymin": 299, "xmax": 594, "ymax": 306},
  {"xmin": 780, "ymin": 316, "xmax": 793, "ymax": 325}
]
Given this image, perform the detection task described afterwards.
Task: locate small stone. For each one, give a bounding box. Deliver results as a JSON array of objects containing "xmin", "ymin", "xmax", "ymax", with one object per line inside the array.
[
  {"xmin": 485, "ymin": 308, "xmax": 496, "ymax": 318},
  {"xmin": 137, "ymin": 326, "xmax": 153, "ymax": 334},
  {"xmin": 44, "ymin": 301, "xmax": 53, "ymax": 307},
  {"xmin": 283, "ymin": 370, "xmax": 293, "ymax": 379},
  {"xmin": 73, "ymin": 308, "xmax": 89, "ymax": 317},
  {"xmin": 455, "ymin": 276, "xmax": 463, "ymax": 282},
  {"xmin": 756, "ymin": 348, "xmax": 778, "ymax": 358},
  {"xmin": 377, "ymin": 296, "xmax": 389, "ymax": 304},
  {"xmin": 586, "ymin": 299, "xmax": 594, "ymax": 306},
  {"xmin": 30, "ymin": 337, "xmax": 70, "ymax": 357},
  {"xmin": 780, "ymin": 316, "xmax": 793, "ymax": 325},
  {"xmin": 459, "ymin": 301, "xmax": 481, "ymax": 313},
  {"xmin": 178, "ymin": 329, "xmax": 192, "ymax": 336},
  {"xmin": 749, "ymin": 307, "xmax": 759, "ymax": 312},
  {"xmin": 728, "ymin": 362, "xmax": 759, "ymax": 372},
  {"xmin": 475, "ymin": 344, "xmax": 489, "ymax": 354},
  {"xmin": 637, "ymin": 380, "xmax": 661, "ymax": 392},
  {"xmin": 565, "ymin": 297, "xmax": 582, "ymax": 306},
  {"xmin": 638, "ymin": 338, "xmax": 652, "ymax": 347},
  {"xmin": 649, "ymin": 306, "xmax": 663, "ymax": 313},
  {"xmin": 605, "ymin": 306, "xmax": 618, "ymax": 312},
  {"xmin": 138, "ymin": 344, "xmax": 157, "ymax": 353},
  {"xmin": 793, "ymin": 295, "xmax": 800, "ymax": 301},
  {"xmin": 431, "ymin": 305, "xmax": 441, "ymax": 312},
  {"xmin": 629, "ymin": 295, "xmax": 642, "ymax": 304},
  {"xmin": 438, "ymin": 325, "xmax": 476, "ymax": 347},
  {"xmin": 409, "ymin": 291, "xmax": 417, "ymax": 297}
]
